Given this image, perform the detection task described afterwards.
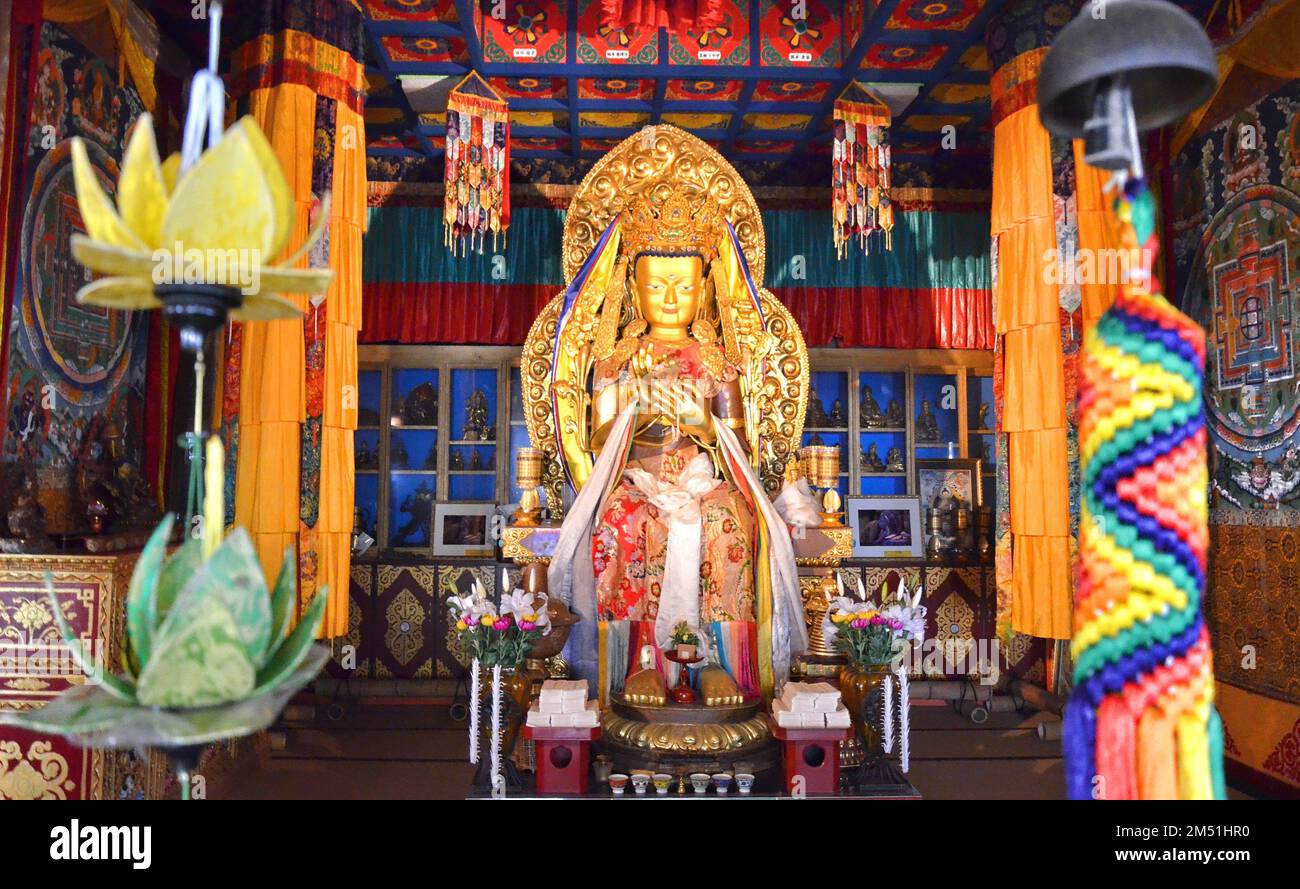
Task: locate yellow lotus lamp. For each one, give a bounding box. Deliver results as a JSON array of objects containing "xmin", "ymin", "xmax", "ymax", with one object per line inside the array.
[{"xmin": 69, "ymin": 112, "xmax": 331, "ymax": 353}]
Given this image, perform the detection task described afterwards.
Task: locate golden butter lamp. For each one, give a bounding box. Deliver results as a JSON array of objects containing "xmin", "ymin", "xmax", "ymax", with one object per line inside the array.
[
  {"xmin": 512, "ymin": 446, "xmax": 545, "ymax": 526},
  {"xmin": 816, "ymin": 445, "xmax": 844, "ymax": 527}
]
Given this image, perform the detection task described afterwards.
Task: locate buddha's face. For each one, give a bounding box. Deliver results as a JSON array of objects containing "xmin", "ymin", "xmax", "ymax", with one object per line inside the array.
[{"xmin": 633, "ymin": 254, "xmax": 703, "ymax": 333}]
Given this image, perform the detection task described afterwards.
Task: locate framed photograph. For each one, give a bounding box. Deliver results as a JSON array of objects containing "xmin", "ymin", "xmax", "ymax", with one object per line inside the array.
[
  {"xmin": 432, "ymin": 503, "xmax": 497, "ymax": 557},
  {"xmin": 847, "ymin": 496, "xmax": 923, "ymax": 558},
  {"xmin": 914, "ymin": 458, "xmax": 983, "ymax": 511}
]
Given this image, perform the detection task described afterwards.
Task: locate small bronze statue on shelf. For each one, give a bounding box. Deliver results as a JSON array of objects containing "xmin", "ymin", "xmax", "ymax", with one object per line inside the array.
[
  {"xmin": 356, "ymin": 440, "xmax": 372, "ymax": 469},
  {"xmin": 391, "ymin": 439, "xmax": 409, "ymax": 470},
  {"xmin": 861, "ymin": 442, "xmax": 885, "ymax": 472},
  {"xmin": 422, "ymin": 444, "xmax": 438, "ymax": 471},
  {"xmin": 886, "ymin": 398, "xmax": 905, "ymax": 428},
  {"xmin": 392, "ymin": 481, "xmax": 434, "ymax": 546},
  {"xmin": 885, "ymin": 446, "xmax": 905, "ymax": 473},
  {"xmin": 470, "ymin": 450, "xmax": 482, "ymax": 471},
  {"xmin": 925, "ymin": 488, "xmax": 974, "ymax": 559},
  {"xmin": 807, "ymin": 389, "xmax": 828, "ymax": 427},
  {"xmin": 860, "ymin": 385, "xmax": 885, "ymax": 428},
  {"xmin": 975, "ymin": 402, "xmax": 990, "ymax": 430},
  {"xmin": 71, "ymin": 412, "xmax": 160, "ymax": 543},
  {"xmin": 400, "ymin": 381, "xmax": 438, "ymax": 426},
  {"xmin": 0, "ymin": 463, "xmax": 52, "ymax": 553},
  {"xmin": 829, "ymin": 399, "xmax": 846, "ymax": 427},
  {"xmin": 462, "ymin": 389, "xmax": 490, "ymax": 441},
  {"xmin": 103, "ymin": 461, "xmax": 158, "ymax": 530},
  {"xmin": 916, "ymin": 399, "xmax": 942, "ymax": 442},
  {"xmin": 450, "ymin": 449, "xmax": 464, "ymax": 470}
]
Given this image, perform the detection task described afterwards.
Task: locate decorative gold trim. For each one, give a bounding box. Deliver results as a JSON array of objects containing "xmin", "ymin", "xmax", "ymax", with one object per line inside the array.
[
  {"xmin": 501, "ymin": 525, "xmax": 557, "ymax": 564},
  {"xmin": 794, "ymin": 526, "xmax": 853, "ymax": 566}
]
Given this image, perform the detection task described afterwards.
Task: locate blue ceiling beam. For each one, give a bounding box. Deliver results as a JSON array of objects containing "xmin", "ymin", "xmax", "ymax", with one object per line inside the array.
[
  {"xmin": 451, "ymin": 0, "xmax": 486, "ymax": 65},
  {"xmin": 650, "ymin": 28, "xmax": 669, "ymax": 124},
  {"xmin": 360, "ymin": 3, "xmax": 440, "ymax": 162},
  {"xmin": 365, "ymin": 21, "xmax": 463, "ymax": 37},
  {"xmin": 385, "ymin": 60, "xmax": 984, "ymax": 82},
  {"xmin": 721, "ymin": 0, "xmax": 759, "ymax": 155},
  {"xmin": 376, "ymin": 96, "xmax": 840, "ymax": 115},
  {"xmin": 566, "ymin": 0, "xmax": 579, "ymax": 158}
]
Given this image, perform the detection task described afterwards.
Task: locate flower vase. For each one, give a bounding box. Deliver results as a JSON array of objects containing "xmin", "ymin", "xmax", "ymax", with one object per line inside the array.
[
  {"xmin": 838, "ymin": 661, "xmax": 892, "ymax": 759},
  {"xmin": 472, "ymin": 665, "xmax": 529, "ymax": 790}
]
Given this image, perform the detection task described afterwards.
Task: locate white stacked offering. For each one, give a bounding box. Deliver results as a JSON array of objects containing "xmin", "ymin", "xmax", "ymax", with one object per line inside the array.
[
  {"xmin": 526, "ymin": 679, "xmax": 600, "ymax": 728},
  {"xmin": 772, "ymin": 681, "xmax": 852, "ymax": 729}
]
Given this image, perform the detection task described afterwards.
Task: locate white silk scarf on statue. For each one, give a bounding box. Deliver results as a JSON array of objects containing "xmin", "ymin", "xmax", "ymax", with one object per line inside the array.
[{"xmin": 624, "ymin": 451, "xmax": 721, "ymax": 656}]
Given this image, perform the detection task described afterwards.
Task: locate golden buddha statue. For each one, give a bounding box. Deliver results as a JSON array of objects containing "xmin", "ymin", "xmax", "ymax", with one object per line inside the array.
[{"xmin": 525, "ymin": 128, "xmax": 810, "ymax": 710}]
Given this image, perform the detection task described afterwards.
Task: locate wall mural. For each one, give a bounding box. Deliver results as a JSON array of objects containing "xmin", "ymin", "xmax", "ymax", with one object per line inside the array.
[
  {"xmin": 3, "ymin": 24, "xmax": 149, "ymax": 533},
  {"xmin": 1174, "ymin": 78, "xmax": 1300, "ymax": 514}
]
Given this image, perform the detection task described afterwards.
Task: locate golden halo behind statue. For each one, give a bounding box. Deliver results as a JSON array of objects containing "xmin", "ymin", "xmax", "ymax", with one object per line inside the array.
[{"xmin": 562, "ymin": 125, "xmax": 767, "ymax": 287}]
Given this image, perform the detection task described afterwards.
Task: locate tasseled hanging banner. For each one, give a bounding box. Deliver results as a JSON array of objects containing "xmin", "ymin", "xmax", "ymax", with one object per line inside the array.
[
  {"xmin": 1064, "ymin": 175, "xmax": 1224, "ymax": 800},
  {"xmin": 832, "ymin": 81, "xmax": 893, "ymax": 259},
  {"xmin": 445, "ymin": 71, "xmax": 510, "ymax": 256}
]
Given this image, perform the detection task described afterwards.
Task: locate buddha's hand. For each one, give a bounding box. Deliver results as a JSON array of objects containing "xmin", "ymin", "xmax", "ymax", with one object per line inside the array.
[
  {"xmin": 646, "ymin": 381, "xmax": 709, "ymax": 431},
  {"xmin": 673, "ymin": 384, "xmax": 709, "ymax": 428}
]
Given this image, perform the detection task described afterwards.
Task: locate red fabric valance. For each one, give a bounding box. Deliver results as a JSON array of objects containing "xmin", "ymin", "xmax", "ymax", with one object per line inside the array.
[
  {"xmin": 772, "ymin": 286, "xmax": 993, "ymax": 350},
  {"xmin": 360, "ymin": 282, "xmax": 993, "ymax": 350},
  {"xmin": 600, "ymin": 0, "xmax": 723, "ymax": 31}
]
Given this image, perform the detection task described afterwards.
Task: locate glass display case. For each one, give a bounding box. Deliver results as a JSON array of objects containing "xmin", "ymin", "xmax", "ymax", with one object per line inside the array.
[
  {"xmin": 353, "ymin": 347, "xmax": 521, "ymax": 553},
  {"xmin": 806, "ymin": 349, "xmax": 995, "ymax": 503}
]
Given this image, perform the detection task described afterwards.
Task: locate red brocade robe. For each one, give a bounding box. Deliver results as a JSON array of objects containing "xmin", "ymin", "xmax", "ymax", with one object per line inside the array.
[{"xmin": 590, "ymin": 339, "xmax": 757, "ymax": 638}]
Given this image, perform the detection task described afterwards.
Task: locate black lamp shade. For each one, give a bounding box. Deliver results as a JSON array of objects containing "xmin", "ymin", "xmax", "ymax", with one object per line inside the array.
[{"xmin": 1038, "ymin": 0, "xmax": 1217, "ymax": 137}]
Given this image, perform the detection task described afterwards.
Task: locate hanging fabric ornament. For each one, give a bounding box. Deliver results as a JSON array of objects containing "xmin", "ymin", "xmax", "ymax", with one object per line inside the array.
[
  {"xmin": 445, "ymin": 72, "xmax": 510, "ymax": 256},
  {"xmin": 832, "ymin": 81, "xmax": 893, "ymax": 259},
  {"xmin": 1064, "ymin": 176, "xmax": 1224, "ymax": 800}
]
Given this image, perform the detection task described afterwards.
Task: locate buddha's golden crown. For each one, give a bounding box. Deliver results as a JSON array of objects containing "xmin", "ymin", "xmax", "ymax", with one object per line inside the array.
[{"xmin": 620, "ymin": 190, "xmax": 726, "ymax": 264}]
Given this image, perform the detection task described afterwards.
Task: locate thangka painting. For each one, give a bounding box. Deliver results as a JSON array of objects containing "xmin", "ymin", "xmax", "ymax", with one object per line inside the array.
[
  {"xmin": 1173, "ymin": 77, "xmax": 1300, "ymax": 513},
  {"xmin": 4, "ymin": 24, "xmax": 149, "ymax": 532}
]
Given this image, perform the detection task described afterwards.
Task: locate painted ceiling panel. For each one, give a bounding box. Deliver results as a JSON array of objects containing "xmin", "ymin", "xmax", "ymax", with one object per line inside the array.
[
  {"xmin": 578, "ymin": 77, "xmax": 656, "ymax": 100},
  {"xmin": 365, "ymin": 0, "xmax": 460, "ymax": 22},
  {"xmin": 359, "ymin": 0, "xmax": 1214, "ymax": 186}
]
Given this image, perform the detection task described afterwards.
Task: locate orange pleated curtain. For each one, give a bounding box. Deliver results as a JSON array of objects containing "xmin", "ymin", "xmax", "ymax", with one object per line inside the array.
[
  {"xmin": 230, "ymin": 17, "xmax": 365, "ymax": 638},
  {"xmin": 990, "ymin": 47, "xmax": 1072, "ymax": 639}
]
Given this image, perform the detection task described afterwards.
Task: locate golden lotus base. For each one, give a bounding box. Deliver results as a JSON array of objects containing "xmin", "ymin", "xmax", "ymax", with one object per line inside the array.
[{"xmin": 598, "ymin": 695, "xmax": 780, "ymax": 775}]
